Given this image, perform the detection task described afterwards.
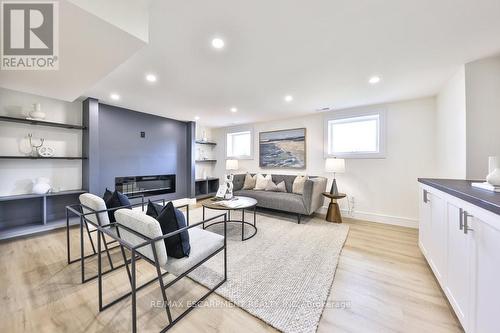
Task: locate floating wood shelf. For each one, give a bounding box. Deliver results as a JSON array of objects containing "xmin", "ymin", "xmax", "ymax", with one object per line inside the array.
[
  {"xmin": 0, "ymin": 156, "xmax": 87, "ymax": 160},
  {"xmin": 195, "ymin": 177, "xmax": 219, "ymax": 182},
  {"xmin": 0, "ymin": 189, "xmax": 86, "ymax": 202},
  {"xmin": 195, "ymin": 140, "xmax": 217, "ymax": 146},
  {"xmin": 0, "ymin": 115, "xmax": 86, "ymax": 130},
  {"xmin": 195, "ymin": 159, "xmax": 217, "ymax": 163}
]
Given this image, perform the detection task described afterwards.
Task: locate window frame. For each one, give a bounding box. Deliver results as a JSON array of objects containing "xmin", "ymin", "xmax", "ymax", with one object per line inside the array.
[
  {"xmin": 323, "ymin": 108, "xmax": 387, "ymax": 159},
  {"xmin": 225, "ymin": 126, "xmax": 254, "ymax": 160}
]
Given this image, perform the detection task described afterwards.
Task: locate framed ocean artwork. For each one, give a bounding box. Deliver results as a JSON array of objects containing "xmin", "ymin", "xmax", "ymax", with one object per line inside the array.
[{"xmin": 259, "ymin": 128, "xmax": 306, "ymax": 168}]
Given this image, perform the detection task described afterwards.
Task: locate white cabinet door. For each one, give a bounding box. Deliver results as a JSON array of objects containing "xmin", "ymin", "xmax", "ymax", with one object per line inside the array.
[
  {"xmin": 429, "ymin": 191, "xmax": 446, "ymax": 282},
  {"xmin": 445, "ymin": 202, "xmax": 471, "ymax": 330},
  {"xmin": 419, "ymin": 188, "xmax": 432, "ymax": 255},
  {"xmin": 471, "ymin": 215, "xmax": 500, "ymax": 333}
]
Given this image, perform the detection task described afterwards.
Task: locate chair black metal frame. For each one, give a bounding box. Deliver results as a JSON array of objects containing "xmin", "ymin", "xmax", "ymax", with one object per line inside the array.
[
  {"xmin": 65, "ymin": 197, "xmax": 190, "ymax": 284},
  {"xmin": 95, "ymin": 212, "xmax": 227, "ymax": 333}
]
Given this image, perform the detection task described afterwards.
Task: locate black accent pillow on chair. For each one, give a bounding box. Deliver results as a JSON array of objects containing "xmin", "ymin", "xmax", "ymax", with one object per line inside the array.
[
  {"xmin": 103, "ymin": 188, "xmax": 113, "ymax": 203},
  {"xmin": 153, "ymin": 201, "xmax": 190, "ymax": 258},
  {"xmin": 105, "ymin": 190, "xmax": 131, "ymax": 222},
  {"xmin": 146, "ymin": 200, "xmax": 164, "ymax": 219}
]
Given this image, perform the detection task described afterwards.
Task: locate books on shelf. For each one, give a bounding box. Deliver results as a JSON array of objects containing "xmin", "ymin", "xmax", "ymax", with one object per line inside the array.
[{"xmin": 471, "ymin": 182, "xmax": 500, "ymax": 193}]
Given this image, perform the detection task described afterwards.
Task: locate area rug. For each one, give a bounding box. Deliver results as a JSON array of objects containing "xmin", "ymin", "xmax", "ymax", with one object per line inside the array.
[{"xmin": 187, "ymin": 208, "xmax": 349, "ymax": 333}]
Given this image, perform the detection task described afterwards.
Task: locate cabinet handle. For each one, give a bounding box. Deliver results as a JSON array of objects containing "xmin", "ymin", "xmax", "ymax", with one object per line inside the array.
[
  {"xmin": 423, "ymin": 190, "xmax": 431, "ymax": 203},
  {"xmin": 463, "ymin": 211, "xmax": 474, "ymax": 234},
  {"xmin": 459, "ymin": 208, "xmax": 464, "ymax": 230}
]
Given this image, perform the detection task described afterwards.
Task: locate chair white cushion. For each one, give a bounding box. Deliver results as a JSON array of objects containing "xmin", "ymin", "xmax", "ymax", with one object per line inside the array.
[
  {"xmin": 164, "ymin": 227, "xmax": 224, "ymax": 276},
  {"xmin": 114, "ymin": 209, "xmax": 168, "ymax": 267},
  {"xmin": 79, "ymin": 193, "xmax": 111, "ymax": 231},
  {"xmin": 115, "ymin": 208, "xmax": 224, "ymax": 277}
]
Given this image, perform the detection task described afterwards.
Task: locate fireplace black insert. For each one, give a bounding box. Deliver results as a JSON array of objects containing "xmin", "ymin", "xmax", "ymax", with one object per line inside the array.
[{"xmin": 115, "ymin": 174, "xmax": 176, "ymax": 197}]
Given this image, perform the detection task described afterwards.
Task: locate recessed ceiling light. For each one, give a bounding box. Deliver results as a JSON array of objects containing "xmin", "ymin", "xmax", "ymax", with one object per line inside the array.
[
  {"xmin": 211, "ymin": 38, "xmax": 225, "ymax": 49},
  {"xmin": 369, "ymin": 76, "xmax": 381, "ymax": 84},
  {"xmin": 194, "ymin": 116, "xmax": 200, "ymax": 121},
  {"xmin": 110, "ymin": 93, "xmax": 120, "ymax": 101},
  {"xmin": 284, "ymin": 95, "xmax": 294, "ymax": 103},
  {"xmin": 146, "ymin": 74, "xmax": 157, "ymax": 82},
  {"xmin": 230, "ymin": 107, "xmax": 238, "ymax": 113}
]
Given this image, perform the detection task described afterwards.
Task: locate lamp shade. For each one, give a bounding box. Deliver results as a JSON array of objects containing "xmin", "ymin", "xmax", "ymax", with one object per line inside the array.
[
  {"xmin": 325, "ymin": 158, "xmax": 345, "ymax": 173},
  {"xmin": 226, "ymin": 159, "xmax": 239, "ymax": 171}
]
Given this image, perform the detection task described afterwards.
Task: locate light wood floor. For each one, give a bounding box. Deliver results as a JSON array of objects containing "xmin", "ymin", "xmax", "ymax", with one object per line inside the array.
[{"xmin": 0, "ymin": 208, "xmax": 463, "ymax": 333}]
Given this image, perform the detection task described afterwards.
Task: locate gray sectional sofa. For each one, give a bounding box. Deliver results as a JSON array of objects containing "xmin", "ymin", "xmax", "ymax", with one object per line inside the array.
[{"xmin": 232, "ymin": 174, "xmax": 327, "ymax": 223}]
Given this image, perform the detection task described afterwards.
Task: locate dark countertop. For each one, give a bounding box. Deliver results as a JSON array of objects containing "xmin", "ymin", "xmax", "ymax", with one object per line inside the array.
[{"xmin": 418, "ymin": 178, "xmax": 500, "ymax": 216}]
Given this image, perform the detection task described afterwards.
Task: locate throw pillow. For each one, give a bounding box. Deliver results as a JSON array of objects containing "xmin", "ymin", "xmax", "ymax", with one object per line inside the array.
[
  {"xmin": 265, "ymin": 180, "xmax": 279, "ymax": 191},
  {"xmin": 102, "ymin": 188, "xmax": 113, "ymax": 203},
  {"xmin": 105, "ymin": 190, "xmax": 131, "ymax": 222},
  {"xmin": 156, "ymin": 201, "xmax": 190, "ymax": 258},
  {"xmin": 254, "ymin": 174, "xmax": 271, "ymax": 190},
  {"xmin": 292, "ymin": 175, "xmax": 309, "ymax": 194},
  {"xmin": 242, "ymin": 173, "xmax": 257, "ymax": 190},
  {"xmin": 276, "ymin": 180, "xmax": 287, "ymax": 192},
  {"xmin": 145, "ymin": 200, "xmax": 164, "ymax": 219}
]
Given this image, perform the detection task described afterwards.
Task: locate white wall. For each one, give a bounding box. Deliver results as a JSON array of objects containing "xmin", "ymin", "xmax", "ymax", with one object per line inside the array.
[
  {"xmin": 0, "ymin": 88, "xmax": 82, "ymax": 196},
  {"xmin": 435, "ymin": 67, "xmax": 467, "ymax": 178},
  {"xmin": 212, "ymin": 97, "xmax": 437, "ymax": 227},
  {"xmin": 465, "ymin": 54, "xmax": 500, "ymax": 179}
]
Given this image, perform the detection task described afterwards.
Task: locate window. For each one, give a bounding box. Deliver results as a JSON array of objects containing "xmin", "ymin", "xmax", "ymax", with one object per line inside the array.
[
  {"xmin": 226, "ymin": 130, "xmax": 252, "ymax": 159},
  {"xmin": 324, "ymin": 110, "xmax": 386, "ymax": 158}
]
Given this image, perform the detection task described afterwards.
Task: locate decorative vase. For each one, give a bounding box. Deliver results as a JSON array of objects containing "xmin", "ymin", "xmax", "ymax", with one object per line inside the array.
[
  {"xmin": 29, "ymin": 103, "xmax": 46, "ymax": 120},
  {"xmin": 486, "ymin": 168, "xmax": 500, "ymax": 186},
  {"xmin": 32, "ymin": 177, "xmax": 51, "ymax": 194},
  {"xmin": 488, "ymin": 156, "xmax": 500, "ymax": 174}
]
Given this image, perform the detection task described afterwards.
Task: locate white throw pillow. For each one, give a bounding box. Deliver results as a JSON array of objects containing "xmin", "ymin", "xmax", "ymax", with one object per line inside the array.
[
  {"xmin": 254, "ymin": 174, "xmax": 271, "ymax": 190},
  {"xmin": 265, "ymin": 180, "xmax": 278, "ymax": 191},
  {"xmin": 292, "ymin": 175, "xmax": 308, "ymax": 194},
  {"xmin": 276, "ymin": 180, "xmax": 287, "ymax": 192},
  {"xmin": 242, "ymin": 173, "xmax": 257, "ymax": 190}
]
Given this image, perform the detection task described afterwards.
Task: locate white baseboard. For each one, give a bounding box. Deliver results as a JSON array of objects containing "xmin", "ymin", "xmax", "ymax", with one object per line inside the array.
[{"xmin": 318, "ymin": 206, "xmax": 418, "ymax": 229}]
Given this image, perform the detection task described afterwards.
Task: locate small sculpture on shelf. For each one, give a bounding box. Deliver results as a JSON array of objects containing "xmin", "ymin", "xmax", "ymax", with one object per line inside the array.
[
  {"xmin": 32, "ymin": 177, "xmax": 51, "ymax": 194},
  {"xmin": 224, "ymin": 174, "xmax": 234, "ymax": 199},
  {"xmin": 37, "ymin": 146, "xmax": 55, "ymax": 157},
  {"xmin": 487, "ymin": 156, "xmax": 500, "ymax": 186},
  {"xmin": 28, "ymin": 103, "xmax": 46, "ymax": 120},
  {"xmin": 28, "ymin": 133, "xmax": 44, "ymax": 157}
]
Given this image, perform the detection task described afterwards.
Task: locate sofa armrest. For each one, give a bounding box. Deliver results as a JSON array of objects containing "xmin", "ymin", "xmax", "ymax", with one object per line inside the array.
[{"xmin": 302, "ymin": 177, "xmax": 327, "ymax": 215}]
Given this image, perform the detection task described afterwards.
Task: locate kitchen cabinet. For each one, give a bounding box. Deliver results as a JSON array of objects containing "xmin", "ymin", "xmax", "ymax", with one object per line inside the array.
[{"xmin": 418, "ymin": 179, "xmax": 500, "ymax": 333}]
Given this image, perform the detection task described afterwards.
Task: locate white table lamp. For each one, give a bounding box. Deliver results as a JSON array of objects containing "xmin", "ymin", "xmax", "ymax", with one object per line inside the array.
[
  {"xmin": 226, "ymin": 159, "xmax": 239, "ymax": 172},
  {"xmin": 325, "ymin": 158, "xmax": 345, "ymax": 195}
]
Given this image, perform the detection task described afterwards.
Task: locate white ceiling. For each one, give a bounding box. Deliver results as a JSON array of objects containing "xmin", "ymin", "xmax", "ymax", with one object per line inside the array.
[{"xmin": 6, "ymin": 0, "xmax": 500, "ymax": 127}]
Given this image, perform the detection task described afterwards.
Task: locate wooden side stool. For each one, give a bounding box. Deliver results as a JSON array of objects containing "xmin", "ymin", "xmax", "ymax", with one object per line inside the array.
[{"xmin": 322, "ymin": 192, "xmax": 346, "ymax": 223}]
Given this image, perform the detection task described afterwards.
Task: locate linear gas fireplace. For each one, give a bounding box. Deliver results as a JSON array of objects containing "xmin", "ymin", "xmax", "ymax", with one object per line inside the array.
[{"xmin": 115, "ymin": 174, "xmax": 176, "ymax": 197}]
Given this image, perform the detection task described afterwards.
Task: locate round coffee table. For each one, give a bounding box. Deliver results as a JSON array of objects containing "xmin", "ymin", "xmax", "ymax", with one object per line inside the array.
[{"xmin": 202, "ymin": 196, "xmax": 258, "ymax": 241}]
